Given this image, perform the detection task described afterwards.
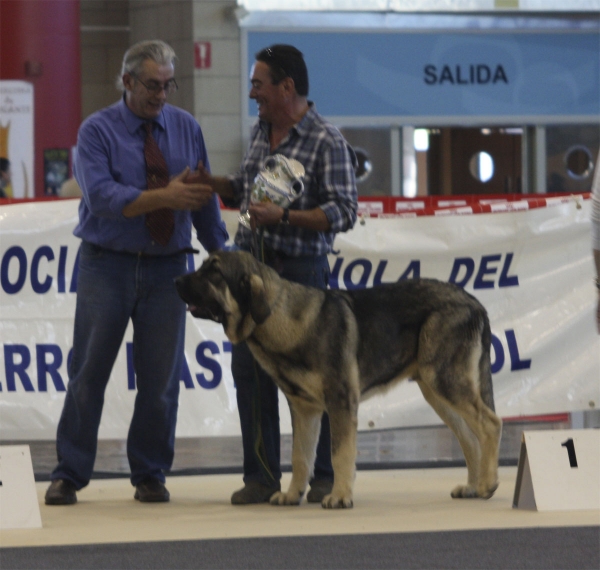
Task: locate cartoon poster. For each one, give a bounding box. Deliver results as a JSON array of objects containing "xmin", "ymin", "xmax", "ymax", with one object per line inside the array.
[
  {"xmin": 0, "ymin": 81, "xmax": 34, "ymax": 198},
  {"xmin": 43, "ymin": 149, "xmax": 69, "ymax": 196}
]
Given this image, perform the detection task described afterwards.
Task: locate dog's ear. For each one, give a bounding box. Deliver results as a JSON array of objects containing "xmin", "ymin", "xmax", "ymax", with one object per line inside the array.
[{"xmin": 248, "ymin": 274, "xmax": 271, "ymax": 324}]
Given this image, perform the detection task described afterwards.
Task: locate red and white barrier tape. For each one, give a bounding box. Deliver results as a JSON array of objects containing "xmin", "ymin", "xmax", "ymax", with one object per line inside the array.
[{"xmin": 357, "ymin": 192, "xmax": 590, "ymax": 218}]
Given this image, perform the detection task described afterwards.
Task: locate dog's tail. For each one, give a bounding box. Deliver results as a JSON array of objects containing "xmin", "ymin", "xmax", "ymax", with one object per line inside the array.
[{"xmin": 478, "ymin": 311, "xmax": 496, "ymax": 412}]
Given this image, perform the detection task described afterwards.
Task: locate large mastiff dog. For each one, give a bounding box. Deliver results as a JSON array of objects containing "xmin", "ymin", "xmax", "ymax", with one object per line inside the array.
[{"xmin": 175, "ymin": 250, "xmax": 502, "ymax": 509}]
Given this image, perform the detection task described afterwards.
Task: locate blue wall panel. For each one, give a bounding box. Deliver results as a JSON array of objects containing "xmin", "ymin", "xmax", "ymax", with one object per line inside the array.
[{"xmin": 247, "ymin": 31, "xmax": 600, "ymax": 119}]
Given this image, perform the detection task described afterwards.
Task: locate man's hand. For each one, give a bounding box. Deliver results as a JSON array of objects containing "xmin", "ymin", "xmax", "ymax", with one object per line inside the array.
[
  {"xmin": 184, "ymin": 161, "xmax": 212, "ymax": 186},
  {"xmin": 185, "ymin": 161, "xmax": 235, "ymax": 200},
  {"xmin": 122, "ymin": 166, "xmax": 213, "ymax": 218},
  {"xmin": 248, "ymin": 202, "xmax": 284, "ymax": 227},
  {"xmin": 166, "ymin": 167, "xmax": 213, "ymax": 210}
]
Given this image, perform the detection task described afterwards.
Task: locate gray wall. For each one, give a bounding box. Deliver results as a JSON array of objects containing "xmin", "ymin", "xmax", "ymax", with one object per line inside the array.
[{"xmin": 80, "ymin": 0, "xmax": 243, "ymax": 177}]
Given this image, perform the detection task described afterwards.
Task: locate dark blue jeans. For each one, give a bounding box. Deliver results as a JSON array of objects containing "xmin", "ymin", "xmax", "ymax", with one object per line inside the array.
[
  {"xmin": 231, "ymin": 250, "xmax": 334, "ymax": 487},
  {"xmin": 51, "ymin": 241, "xmax": 187, "ymax": 489}
]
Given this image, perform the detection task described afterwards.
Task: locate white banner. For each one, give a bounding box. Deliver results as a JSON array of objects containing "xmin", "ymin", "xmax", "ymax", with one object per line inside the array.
[{"xmin": 0, "ymin": 198, "xmax": 598, "ymax": 440}]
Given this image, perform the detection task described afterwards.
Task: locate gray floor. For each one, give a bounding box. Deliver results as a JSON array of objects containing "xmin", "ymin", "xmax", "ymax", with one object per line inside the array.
[
  {"xmin": 4, "ymin": 415, "xmax": 598, "ymax": 570},
  {"xmin": 5, "ymin": 416, "xmax": 588, "ymax": 480},
  {"xmin": 2, "ymin": 526, "xmax": 598, "ymax": 569}
]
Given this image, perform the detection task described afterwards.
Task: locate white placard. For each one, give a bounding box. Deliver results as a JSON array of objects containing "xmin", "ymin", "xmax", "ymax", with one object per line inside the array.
[
  {"xmin": 0, "ymin": 445, "xmax": 42, "ymax": 529},
  {"xmin": 513, "ymin": 429, "xmax": 600, "ymax": 511}
]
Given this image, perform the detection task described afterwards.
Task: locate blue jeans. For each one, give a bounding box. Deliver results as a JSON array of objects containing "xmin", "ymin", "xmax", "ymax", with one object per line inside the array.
[
  {"xmin": 231, "ymin": 249, "xmax": 334, "ymax": 486},
  {"xmin": 51, "ymin": 241, "xmax": 187, "ymax": 489}
]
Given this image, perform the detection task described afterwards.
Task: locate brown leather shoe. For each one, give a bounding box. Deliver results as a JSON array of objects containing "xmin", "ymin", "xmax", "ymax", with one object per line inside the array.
[
  {"xmin": 45, "ymin": 479, "xmax": 78, "ymax": 505},
  {"xmin": 134, "ymin": 478, "xmax": 170, "ymax": 503},
  {"xmin": 230, "ymin": 481, "xmax": 280, "ymax": 505},
  {"xmin": 306, "ymin": 479, "xmax": 333, "ymax": 503}
]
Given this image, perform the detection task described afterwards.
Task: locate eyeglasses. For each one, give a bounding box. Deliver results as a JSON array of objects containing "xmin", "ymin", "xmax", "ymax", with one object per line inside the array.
[{"xmin": 131, "ymin": 74, "xmax": 178, "ymax": 96}]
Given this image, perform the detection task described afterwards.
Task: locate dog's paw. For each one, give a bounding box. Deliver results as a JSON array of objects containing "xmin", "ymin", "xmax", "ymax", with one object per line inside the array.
[
  {"xmin": 451, "ymin": 482, "xmax": 499, "ymax": 499},
  {"xmin": 450, "ymin": 485, "xmax": 479, "ymax": 499},
  {"xmin": 321, "ymin": 493, "xmax": 353, "ymax": 509},
  {"xmin": 269, "ymin": 491, "xmax": 302, "ymax": 506},
  {"xmin": 478, "ymin": 481, "xmax": 499, "ymax": 500}
]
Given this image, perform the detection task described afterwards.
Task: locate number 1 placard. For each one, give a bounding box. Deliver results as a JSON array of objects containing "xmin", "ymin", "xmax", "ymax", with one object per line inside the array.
[{"xmin": 513, "ymin": 429, "xmax": 600, "ymax": 511}]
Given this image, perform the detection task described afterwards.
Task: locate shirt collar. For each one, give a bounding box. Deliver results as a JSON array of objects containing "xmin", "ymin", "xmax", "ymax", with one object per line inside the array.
[
  {"xmin": 118, "ymin": 94, "xmax": 167, "ymax": 135},
  {"xmin": 293, "ymin": 101, "xmax": 316, "ymax": 137},
  {"xmin": 258, "ymin": 101, "xmax": 317, "ymax": 140}
]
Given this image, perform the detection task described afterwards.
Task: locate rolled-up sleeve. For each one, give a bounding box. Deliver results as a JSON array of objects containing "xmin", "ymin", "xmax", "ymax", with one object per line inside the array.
[
  {"xmin": 223, "ymin": 171, "xmax": 245, "ymax": 209},
  {"xmin": 318, "ymin": 140, "xmax": 358, "ymax": 233},
  {"xmin": 192, "ymin": 194, "xmax": 229, "ymax": 252},
  {"xmin": 75, "ymin": 121, "xmax": 141, "ymax": 219}
]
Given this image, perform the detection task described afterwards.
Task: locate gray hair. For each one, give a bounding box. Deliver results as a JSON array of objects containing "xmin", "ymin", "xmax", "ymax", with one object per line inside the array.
[{"xmin": 116, "ymin": 40, "xmax": 177, "ymax": 91}]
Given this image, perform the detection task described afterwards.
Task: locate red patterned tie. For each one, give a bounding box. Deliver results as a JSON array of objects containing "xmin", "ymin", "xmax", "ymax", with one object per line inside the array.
[{"xmin": 144, "ymin": 121, "xmax": 174, "ymax": 245}]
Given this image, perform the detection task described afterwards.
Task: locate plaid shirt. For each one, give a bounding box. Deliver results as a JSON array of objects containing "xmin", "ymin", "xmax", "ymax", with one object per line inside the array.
[{"xmin": 226, "ymin": 103, "xmax": 358, "ymax": 257}]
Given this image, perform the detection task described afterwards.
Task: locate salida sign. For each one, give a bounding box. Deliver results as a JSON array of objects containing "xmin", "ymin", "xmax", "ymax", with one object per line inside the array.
[{"xmin": 424, "ymin": 64, "xmax": 508, "ymax": 85}]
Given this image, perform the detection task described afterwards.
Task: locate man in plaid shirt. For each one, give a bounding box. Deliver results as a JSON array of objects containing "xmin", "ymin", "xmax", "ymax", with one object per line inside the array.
[{"xmin": 200, "ymin": 44, "xmax": 357, "ymax": 504}]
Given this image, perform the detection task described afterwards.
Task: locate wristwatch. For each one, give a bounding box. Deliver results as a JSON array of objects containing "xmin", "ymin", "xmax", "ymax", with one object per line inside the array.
[{"xmin": 280, "ymin": 208, "xmax": 290, "ymax": 224}]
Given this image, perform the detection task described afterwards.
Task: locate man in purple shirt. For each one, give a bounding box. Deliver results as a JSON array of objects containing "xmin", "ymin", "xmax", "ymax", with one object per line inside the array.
[{"xmin": 45, "ymin": 40, "xmax": 228, "ymax": 506}]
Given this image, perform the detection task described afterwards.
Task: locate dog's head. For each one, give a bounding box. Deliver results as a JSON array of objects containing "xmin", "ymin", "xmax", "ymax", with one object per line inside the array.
[{"xmin": 175, "ymin": 250, "xmax": 271, "ymax": 343}]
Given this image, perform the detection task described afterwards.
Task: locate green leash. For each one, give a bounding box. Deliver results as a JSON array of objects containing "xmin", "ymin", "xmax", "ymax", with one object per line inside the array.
[{"xmin": 250, "ymin": 228, "xmax": 276, "ymax": 484}]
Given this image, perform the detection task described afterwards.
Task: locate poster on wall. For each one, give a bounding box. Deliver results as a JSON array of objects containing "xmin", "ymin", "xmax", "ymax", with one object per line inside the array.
[
  {"xmin": 0, "ymin": 81, "xmax": 34, "ymax": 198},
  {"xmin": 43, "ymin": 149, "xmax": 69, "ymax": 196}
]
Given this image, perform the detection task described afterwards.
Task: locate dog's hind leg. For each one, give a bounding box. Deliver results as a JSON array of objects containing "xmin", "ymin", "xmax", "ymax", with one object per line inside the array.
[
  {"xmin": 418, "ymin": 312, "xmax": 502, "ymax": 499},
  {"xmin": 270, "ymin": 400, "xmax": 321, "ymax": 506},
  {"xmin": 450, "ymin": 331, "xmax": 501, "ymax": 498},
  {"xmin": 417, "ymin": 380, "xmax": 482, "ymax": 497},
  {"xmin": 451, "ymin": 398, "xmax": 502, "ymax": 499},
  {"xmin": 419, "ymin": 364, "xmax": 502, "ymax": 499}
]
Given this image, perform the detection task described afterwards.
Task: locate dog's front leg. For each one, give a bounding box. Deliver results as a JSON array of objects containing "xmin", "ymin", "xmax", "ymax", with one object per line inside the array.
[
  {"xmin": 323, "ymin": 406, "xmax": 357, "ymax": 509},
  {"xmin": 270, "ymin": 401, "xmax": 321, "ymax": 506}
]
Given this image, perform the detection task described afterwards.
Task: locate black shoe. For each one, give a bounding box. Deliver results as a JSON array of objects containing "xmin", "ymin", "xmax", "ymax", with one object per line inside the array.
[
  {"xmin": 231, "ymin": 481, "xmax": 280, "ymax": 505},
  {"xmin": 45, "ymin": 479, "xmax": 78, "ymax": 505},
  {"xmin": 134, "ymin": 478, "xmax": 170, "ymax": 503},
  {"xmin": 306, "ymin": 479, "xmax": 333, "ymax": 503}
]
